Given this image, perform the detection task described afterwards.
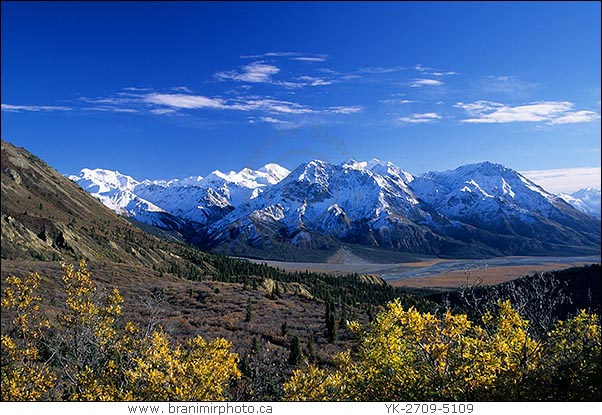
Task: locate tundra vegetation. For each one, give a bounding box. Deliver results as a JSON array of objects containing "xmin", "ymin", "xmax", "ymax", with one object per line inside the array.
[{"xmin": 2, "ymin": 261, "xmax": 600, "ymax": 401}]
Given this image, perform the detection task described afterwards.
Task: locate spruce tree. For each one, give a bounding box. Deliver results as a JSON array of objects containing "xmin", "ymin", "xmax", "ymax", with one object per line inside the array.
[
  {"xmin": 326, "ymin": 300, "xmax": 338, "ymax": 343},
  {"xmin": 245, "ymin": 298, "xmax": 253, "ymax": 322},
  {"xmin": 288, "ymin": 336, "xmax": 302, "ymax": 366}
]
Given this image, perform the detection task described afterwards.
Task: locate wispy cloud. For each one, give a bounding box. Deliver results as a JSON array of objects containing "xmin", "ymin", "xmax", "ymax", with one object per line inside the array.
[
  {"xmin": 398, "ymin": 112, "xmax": 442, "ymax": 124},
  {"xmin": 455, "ymin": 100, "xmax": 601, "ymax": 124},
  {"xmin": 83, "ymin": 107, "xmax": 139, "ymax": 113},
  {"xmin": 1, "ymin": 103, "xmax": 71, "ymax": 112},
  {"xmin": 291, "ymin": 56, "xmax": 327, "ymax": 62},
  {"xmin": 149, "ymin": 108, "xmax": 178, "ymax": 115},
  {"xmin": 256, "ymin": 116, "xmax": 298, "ymax": 129},
  {"xmin": 140, "ymin": 91, "xmax": 362, "ymax": 117},
  {"xmin": 327, "ymin": 105, "xmax": 363, "ymax": 114},
  {"xmin": 241, "ymin": 52, "xmax": 329, "ymax": 62},
  {"xmin": 144, "ymin": 93, "xmax": 227, "ymax": 109},
  {"xmin": 415, "ymin": 64, "xmax": 434, "ymax": 73},
  {"xmin": 122, "ymin": 87, "xmax": 152, "ymax": 92},
  {"xmin": 250, "ymin": 115, "xmax": 316, "ymax": 130},
  {"xmin": 258, "ymin": 116, "xmax": 287, "ymax": 124},
  {"xmin": 378, "ymin": 98, "xmax": 417, "ymax": 105},
  {"xmin": 359, "ymin": 66, "xmax": 405, "ymax": 74},
  {"xmin": 520, "ymin": 167, "xmax": 602, "ymax": 193},
  {"xmin": 431, "ymin": 71, "xmax": 460, "ymax": 76},
  {"xmin": 171, "ymin": 86, "xmax": 193, "ymax": 93},
  {"xmin": 410, "ymin": 79, "xmax": 443, "ymax": 87},
  {"xmin": 415, "ymin": 64, "xmax": 459, "ymax": 77},
  {"xmin": 295, "ymin": 75, "xmax": 333, "ymax": 86},
  {"xmin": 215, "ymin": 62, "xmax": 281, "ymax": 83},
  {"xmin": 234, "ymin": 98, "xmax": 314, "ymax": 114},
  {"xmin": 241, "ymin": 52, "xmax": 298, "ymax": 59},
  {"xmin": 548, "ymin": 110, "xmax": 601, "ymax": 125}
]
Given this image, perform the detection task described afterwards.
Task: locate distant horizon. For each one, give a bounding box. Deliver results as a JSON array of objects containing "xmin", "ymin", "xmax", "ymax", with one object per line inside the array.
[{"xmin": 2, "ymin": 2, "xmax": 600, "ymax": 194}]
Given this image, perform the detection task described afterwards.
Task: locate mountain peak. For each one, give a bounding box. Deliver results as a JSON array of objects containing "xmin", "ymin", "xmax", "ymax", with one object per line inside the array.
[
  {"xmin": 70, "ymin": 168, "xmax": 139, "ymax": 193},
  {"xmin": 456, "ymin": 161, "xmax": 511, "ymax": 176},
  {"xmin": 257, "ymin": 163, "xmax": 291, "ymax": 183},
  {"xmin": 559, "ymin": 188, "xmax": 601, "ymax": 219}
]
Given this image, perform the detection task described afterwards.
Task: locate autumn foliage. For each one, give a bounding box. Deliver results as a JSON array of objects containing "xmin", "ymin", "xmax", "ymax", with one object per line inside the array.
[
  {"xmin": 284, "ymin": 299, "xmax": 601, "ymax": 401},
  {"xmin": 1, "ymin": 261, "xmax": 240, "ymax": 401},
  {"xmin": 2, "ymin": 262, "xmax": 600, "ymax": 401}
]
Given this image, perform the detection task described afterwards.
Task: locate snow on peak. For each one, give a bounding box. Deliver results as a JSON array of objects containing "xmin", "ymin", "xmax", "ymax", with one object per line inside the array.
[
  {"xmin": 559, "ymin": 188, "xmax": 601, "ymax": 218},
  {"xmin": 256, "ymin": 163, "xmax": 291, "ymax": 184},
  {"xmin": 203, "ymin": 164, "xmax": 289, "ymax": 188},
  {"xmin": 339, "ymin": 158, "xmax": 413, "ymax": 183},
  {"xmin": 175, "ymin": 176, "xmax": 205, "ymax": 187},
  {"xmin": 341, "ymin": 159, "xmax": 365, "ymax": 170},
  {"xmin": 70, "ymin": 168, "xmax": 139, "ymax": 193},
  {"xmin": 295, "ymin": 160, "xmax": 332, "ymax": 184}
]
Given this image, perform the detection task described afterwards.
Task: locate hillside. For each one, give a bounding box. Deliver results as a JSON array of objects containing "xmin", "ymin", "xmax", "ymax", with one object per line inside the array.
[{"xmin": 2, "ymin": 139, "xmax": 202, "ymax": 269}]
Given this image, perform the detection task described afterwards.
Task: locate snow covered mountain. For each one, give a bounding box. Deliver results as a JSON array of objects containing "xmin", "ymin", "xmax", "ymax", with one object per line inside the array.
[
  {"xmin": 68, "ymin": 163, "xmax": 291, "ymax": 228},
  {"xmin": 201, "ymin": 159, "xmax": 456, "ymax": 256},
  {"xmin": 69, "ymin": 160, "xmax": 601, "ymax": 260},
  {"xmin": 559, "ymin": 188, "xmax": 601, "ymax": 219},
  {"xmin": 410, "ymin": 162, "xmax": 600, "ymax": 255}
]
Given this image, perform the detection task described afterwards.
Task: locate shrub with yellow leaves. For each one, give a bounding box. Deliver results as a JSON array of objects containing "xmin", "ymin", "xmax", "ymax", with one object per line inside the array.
[
  {"xmin": 284, "ymin": 299, "xmax": 601, "ymax": 401},
  {"xmin": 1, "ymin": 261, "xmax": 241, "ymax": 401},
  {"xmin": 1, "ymin": 272, "xmax": 55, "ymax": 400}
]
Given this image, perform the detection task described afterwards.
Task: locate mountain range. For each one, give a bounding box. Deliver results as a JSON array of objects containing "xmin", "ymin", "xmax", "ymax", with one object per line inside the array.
[
  {"xmin": 559, "ymin": 188, "xmax": 601, "ymax": 219},
  {"xmin": 68, "ymin": 159, "xmax": 601, "ymax": 261}
]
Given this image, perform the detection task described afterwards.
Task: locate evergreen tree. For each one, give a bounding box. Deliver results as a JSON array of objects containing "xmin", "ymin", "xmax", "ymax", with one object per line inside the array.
[
  {"xmin": 281, "ymin": 321, "xmax": 289, "ymax": 337},
  {"xmin": 325, "ymin": 300, "xmax": 338, "ymax": 343},
  {"xmin": 288, "ymin": 336, "xmax": 302, "ymax": 366},
  {"xmin": 245, "ymin": 298, "xmax": 253, "ymax": 323}
]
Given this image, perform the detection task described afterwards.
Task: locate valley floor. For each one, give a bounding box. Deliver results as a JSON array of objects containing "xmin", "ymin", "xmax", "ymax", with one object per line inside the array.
[{"xmin": 242, "ymin": 254, "xmax": 602, "ymax": 288}]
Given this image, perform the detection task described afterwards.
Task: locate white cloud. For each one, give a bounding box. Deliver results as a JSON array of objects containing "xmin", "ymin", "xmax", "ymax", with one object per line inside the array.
[
  {"xmin": 398, "ymin": 112, "xmax": 442, "ymax": 124},
  {"xmin": 234, "ymin": 99, "xmax": 361, "ymax": 116},
  {"xmin": 326, "ymin": 105, "xmax": 363, "ymax": 114},
  {"xmin": 150, "ymin": 108, "xmax": 178, "ymax": 115},
  {"xmin": 410, "ymin": 79, "xmax": 443, "ymax": 87},
  {"xmin": 296, "ymin": 75, "xmax": 333, "ymax": 86},
  {"xmin": 259, "ymin": 116, "xmax": 285, "ymax": 124},
  {"xmin": 431, "ymin": 71, "xmax": 460, "ymax": 76},
  {"xmin": 35, "ymin": 82, "xmax": 362, "ymax": 125},
  {"xmin": 456, "ymin": 100, "xmax": 601, "ymax": 124},
  {"xmin": 414, "ymin": 64, "xmax": 433, "ymax": 73},
  {"xmin": 415, "ymin": 65, "xmax": 459, "ymax": 77},
  {"xmin": 359, "ymin": 66, "xmax": 405, "ymax": 74},
  {"xmin": 144, "ymin": 93, "xmax": 226, "ymax": 109},
  {"xmin": 378, "ymin": 98, "xmax": 417, "ymax": 105},
  {"xmin": 241, "ymin": 52, "xmax": 329, "ymax": 61},
  {"xmin": 257, "ymin": 116, "xmax": 296, "ymax": 128},
  {"xmin": 455, "ymin": 100, "xmax": 503, "ymax": 115},
  {"xmin": 122, "ymin": 87, "xmax": 152, "ymax": 92},
  {"xmin": 520, "ymin": 167, "xmax": 601, "ymax": 193},
  {"xmin": 233, "ymin": 98, "xmax": 314, "ymax": 114},
  {"xmin": 215, "ymin": 62, "xmax": 280, "ymax": 83},
  {"xmin": 240, "ymin": 52, "xmax": 296, "ymax": 59},
  {"xmin": 84, "ymin": 107, "xmax": 139, "ymax": 113},
  {"xmin": 1, "ymin": 103, "xmax": 71, "ymax": 112},
  {"xmin": 292, "ymin": 56, "xmax": 327, "ymax": 62},
  {"xmin": 548, "ymin": 110, "xmax": 601, "ymax": 125}
]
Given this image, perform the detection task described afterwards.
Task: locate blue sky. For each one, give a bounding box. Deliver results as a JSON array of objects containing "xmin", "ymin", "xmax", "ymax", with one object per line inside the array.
[{"xmin": 2, "ymin": 1, "xmax": 600, "ymax": 192}]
